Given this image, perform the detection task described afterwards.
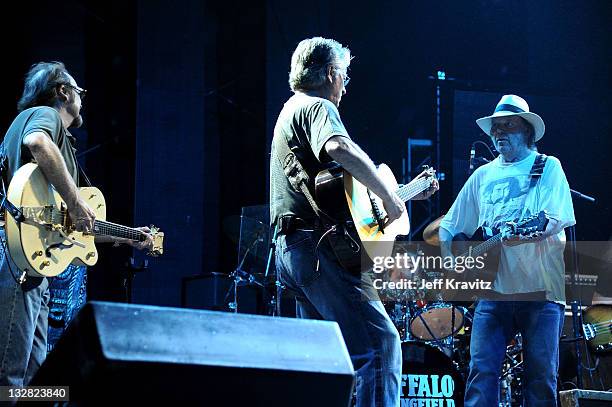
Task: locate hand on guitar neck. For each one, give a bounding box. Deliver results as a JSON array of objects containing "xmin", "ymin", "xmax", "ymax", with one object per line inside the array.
[
  {"xmin": 324, "ymin": 136, "xmax": 405, "ymax": 224},
  {"xmin": 95, "ymin": 226, "xmax": 155, "ymax": 251},
  {"xmin": 66, "ymin": 200, "xmax": 154, "ymax": 251},
  {"xmin": 501, "ymin": 217, "xmax": 560, "ymax": 246},
  {"xmin": 410, "ymin": 169, "xmax": 440, "ymax": 200}
]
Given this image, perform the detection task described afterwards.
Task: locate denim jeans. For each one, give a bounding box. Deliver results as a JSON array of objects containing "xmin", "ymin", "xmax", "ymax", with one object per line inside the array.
[
  {"xmin": 275, "ymin": 230, "xmax": 402, "ymax": 407},
  {"xmin": 0, "ymin": 230, "xmax": 49, "ymax": 387},
  {"xmin": 464, "ymin": 300, "xmax": 564, "ymax": 407}
]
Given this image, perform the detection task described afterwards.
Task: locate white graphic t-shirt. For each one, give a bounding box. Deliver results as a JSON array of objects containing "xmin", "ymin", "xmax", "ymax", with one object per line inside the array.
[{"xmin": 440, "ymin": 150, "xmax": 576, "ymax": 302}]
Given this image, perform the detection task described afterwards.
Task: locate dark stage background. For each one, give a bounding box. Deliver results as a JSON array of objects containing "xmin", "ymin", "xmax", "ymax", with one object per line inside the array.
[{"xmin": 1, "ymin": 0, "xmax": 610, "ymax": 306}]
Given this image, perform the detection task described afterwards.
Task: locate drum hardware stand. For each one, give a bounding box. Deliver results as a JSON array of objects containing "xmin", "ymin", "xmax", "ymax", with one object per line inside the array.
[
  {"xmin": 226, "ymin": 230, "xmax": 264, "ymax": 313},
  {"xmin": 566, "ymin": 188, "xmax": 596, "ymax": 389},
  {"xmin": 225, "ymin": 225, "xmax": 264, "ymax": 314},
  {"xmin": 499, "ymin": 334, "xmax": 524, "ymax": 407},
  {"xmin": 226, "ymin": 267, "xmax": 263, "ymax": 313},
  {"xmin": 123, "ymin": 257, "xmax": 148, "ymax": 304},
  {"xmin": 264, "ymin": 224, "xmax": 284, "ymax": 317}
]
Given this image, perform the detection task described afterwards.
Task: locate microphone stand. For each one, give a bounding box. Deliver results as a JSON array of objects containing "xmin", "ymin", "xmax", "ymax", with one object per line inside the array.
[
  {"xmin": 225, "ymin": 230, "xmax": 264, "ymax": 313},
  {"xmin": 567, "ymin": 187, "xmax": 596, "ymax": 389}
]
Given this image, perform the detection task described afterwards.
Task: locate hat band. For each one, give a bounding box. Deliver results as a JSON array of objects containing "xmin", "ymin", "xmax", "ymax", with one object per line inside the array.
[{"xmin": 494, "ymin": 104, "xmax": 526, "ymax": 114}]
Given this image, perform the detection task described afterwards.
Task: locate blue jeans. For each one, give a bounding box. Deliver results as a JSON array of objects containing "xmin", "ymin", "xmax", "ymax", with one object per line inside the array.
[
  {"xmin": 0, "ymin": 230, "xmax": 49, "ymax": 387},
  {"xmin": 464, "ymin": 300, "xmax": 564, "ymax": 407},
  {"xmin": 275, "ymin": 230, "xmax": 402, "ymax": 407},
  {"xmin": 48, "ymin": 264, "xmax": 88, "ymax": 352}
]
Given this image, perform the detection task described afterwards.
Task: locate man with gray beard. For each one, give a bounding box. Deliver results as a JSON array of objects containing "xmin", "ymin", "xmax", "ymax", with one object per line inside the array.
[{"xmin": 440, "ymin": 95, "xmax": 575, "ymax": 406}]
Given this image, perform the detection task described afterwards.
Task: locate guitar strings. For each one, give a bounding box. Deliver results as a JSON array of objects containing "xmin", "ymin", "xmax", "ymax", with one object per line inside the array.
[
  {"xmin": 586, "ymin": 320, "xmax": 612, "ymax": 329},
  {"xmin": 396, "ymin": 178, "xmax": 430, "ymax": 201},
  {"xmin": 55, "ymin": 208, "xmax": 144, "ymax": 240}
]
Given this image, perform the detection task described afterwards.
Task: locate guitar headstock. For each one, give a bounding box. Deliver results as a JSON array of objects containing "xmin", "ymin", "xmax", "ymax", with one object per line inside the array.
[
  {"xmin": 418, "ymin": 165, "xmax": 437, "ymax": 185},
  {"xmin": 148, "ymin": 225, "xmax": 164, "ymax": 257},
  {"xmin": 505, "ymin": 211, "xmax": 549, "ymax": 238}
]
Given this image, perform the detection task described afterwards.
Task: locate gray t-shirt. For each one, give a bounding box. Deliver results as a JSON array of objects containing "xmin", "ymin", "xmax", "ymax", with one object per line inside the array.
[
  {"xmin": 269, "ymin": 93, "xmax": 350, "ymax": 226},
  {"xmin": 1, "ymin": 106, "xmax": 79, "ymax": 186}
]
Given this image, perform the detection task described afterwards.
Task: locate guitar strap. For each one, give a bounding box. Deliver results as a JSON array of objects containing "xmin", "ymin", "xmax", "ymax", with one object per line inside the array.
[
  {"xmin": 274, "ymin": 132, "xmax": 363, "ymax": 271},
  {"xmin": 488, "ymin": 154, "xmax": 547, "ymax": 235},
  {"xmin": 529, "ymin": 153, "xmax": 547, "ymax": 188},
  {"xmin": 77, "ymin": 162, "xmax": 93, "ymax": 188},
  {"xmin": 274, "ymin": 132, "xmax": 333, "ymax": 224}
]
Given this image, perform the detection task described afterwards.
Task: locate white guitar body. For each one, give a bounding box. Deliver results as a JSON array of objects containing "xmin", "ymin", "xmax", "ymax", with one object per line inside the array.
[
  {"xmin": 4, "ymin": 163, "xmax": 163, "ymax": 278},
  {"xmin": 343, "ymin": 164, "xmax": 410, "ymax": 261}
]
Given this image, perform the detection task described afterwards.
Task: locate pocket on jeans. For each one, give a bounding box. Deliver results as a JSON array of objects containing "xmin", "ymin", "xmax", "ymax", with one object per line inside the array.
[{"xmin": 282, "ymin": 231, "xmax": 320, "ymax": 287}]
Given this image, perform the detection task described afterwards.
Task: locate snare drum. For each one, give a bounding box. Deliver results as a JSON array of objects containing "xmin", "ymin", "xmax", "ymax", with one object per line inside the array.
[
  {"xmin": 409, "ymin": 303, "xmax": 465, "ymax": 341},
  {"xmin": 401, "ymin": 341, "xmax": 465, "ymax": 406}
]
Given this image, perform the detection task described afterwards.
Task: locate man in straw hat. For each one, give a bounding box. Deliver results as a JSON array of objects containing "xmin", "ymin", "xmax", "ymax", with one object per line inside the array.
[{"xmin": 439, "ymin": 95, "xmax": 576, "ymax": 405}]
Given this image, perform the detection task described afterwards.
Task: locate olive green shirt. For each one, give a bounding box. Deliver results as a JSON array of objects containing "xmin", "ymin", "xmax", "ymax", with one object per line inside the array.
[
  {"xmin": 269, "ymin": 94, "xmax": 350, "ymax": 226},
  {"xmin": 1, "ymin": 106, "xmax": 79, "ymax": 186}
]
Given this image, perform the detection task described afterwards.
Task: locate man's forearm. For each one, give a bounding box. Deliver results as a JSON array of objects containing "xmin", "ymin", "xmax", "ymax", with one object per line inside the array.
[
  {"xmin": 24, "ymin": 132, "xmax": 81, "ymax": 207},
  {"xmin": 326, "ymin": 137, "xmax": 394, "ymax": 200}
]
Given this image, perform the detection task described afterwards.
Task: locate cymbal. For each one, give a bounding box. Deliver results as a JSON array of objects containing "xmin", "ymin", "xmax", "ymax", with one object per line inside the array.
[
  {"xmin": 423, "ymin": 214, "xmax": 445, "ymax": 246},
  {"xmin": 222, "ymin": 215, "xmax": 270, "ymax": 262},
  {"xmin": 222, "ymin": 215, "xmax": 267, "ymax": 245}
]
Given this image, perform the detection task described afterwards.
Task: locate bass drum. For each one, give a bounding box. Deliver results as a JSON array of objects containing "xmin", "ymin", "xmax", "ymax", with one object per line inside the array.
[
  {"xmin": 401, "ymin": 341, "xmax": 465, "ymax": 406},
  {"xmin": 409, "ymin": 303, "xmax": 466, "ymax": 341}
]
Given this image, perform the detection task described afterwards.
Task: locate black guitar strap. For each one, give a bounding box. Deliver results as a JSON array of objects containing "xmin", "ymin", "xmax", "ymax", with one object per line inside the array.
[
  {"xmin": 77, "ymin": 161, "xmax": 93, "ymax": 187},
  {"xmin": 274, "ymin": 132, "xmax": 333, "ymax": 224},
  {"xmin": 529, "ymin": 153, "xmax": 547, "ymax": 188},
  {"xmin": 274, "ymin": 134, "xmax": 364, "ymax": 271}
]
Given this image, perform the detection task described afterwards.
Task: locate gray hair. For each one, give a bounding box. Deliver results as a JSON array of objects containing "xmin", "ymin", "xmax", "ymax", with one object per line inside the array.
[
  {"xmin": 288, "ymin": 37, "xmax": 351, "ymax": 92},
  {"xmin": 17, "ymin": 61, "xmax": 72, "ymax": 112}
]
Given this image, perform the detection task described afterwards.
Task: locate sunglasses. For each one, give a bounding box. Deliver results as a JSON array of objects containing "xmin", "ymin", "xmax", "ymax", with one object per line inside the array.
[{"xmin": 62, "ymin": 83, "xmax": 87, "ymax": 100}]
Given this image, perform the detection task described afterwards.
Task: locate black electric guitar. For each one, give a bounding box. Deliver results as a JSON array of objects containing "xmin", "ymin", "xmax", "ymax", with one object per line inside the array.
[{"xmin": 450, "ymin": 211, "xmax": 550, "ymax": 284}]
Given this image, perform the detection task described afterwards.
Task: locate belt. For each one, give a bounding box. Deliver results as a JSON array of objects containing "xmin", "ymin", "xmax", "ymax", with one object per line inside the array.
[{"xmin": 277, "ymin": 215, "xmax": 315, "ymax": 235}]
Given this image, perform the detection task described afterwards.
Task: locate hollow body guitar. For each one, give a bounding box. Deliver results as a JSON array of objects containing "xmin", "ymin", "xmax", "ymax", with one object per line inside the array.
[
  {"xmin": 4, "ymin": 163, "xmax": 164, "ymax": 278},
  {"xmin": 315, "ymin": 164, "xmax": 435, "ymax": 268}
]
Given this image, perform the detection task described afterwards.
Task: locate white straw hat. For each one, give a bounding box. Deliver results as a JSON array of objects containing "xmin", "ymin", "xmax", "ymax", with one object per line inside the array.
[{"xmin": 476, "ymin": 94, "xmax": 545, "ymax": 142}]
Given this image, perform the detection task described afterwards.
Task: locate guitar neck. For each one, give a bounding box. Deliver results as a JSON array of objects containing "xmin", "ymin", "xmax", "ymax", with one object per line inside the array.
[
  {"xmin": 94, "ymin": 220, "xmax": 144, "ymax": 241},
  {"xmin": 396, "ymin": 178, "xmax": 431, "ymax": 202},
  {"xmin": 462, "ymin": 233, "xmax": 503, "ymax": 258}
]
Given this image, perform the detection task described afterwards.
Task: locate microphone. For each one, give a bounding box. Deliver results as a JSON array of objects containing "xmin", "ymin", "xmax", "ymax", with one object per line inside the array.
[
  {"xmin": 468, "ymin": 144, "xmax": 476, "ymax": 174},
  {"xmin": 570, "ymin": 189, "xmax": 596, "ymax": 203}
]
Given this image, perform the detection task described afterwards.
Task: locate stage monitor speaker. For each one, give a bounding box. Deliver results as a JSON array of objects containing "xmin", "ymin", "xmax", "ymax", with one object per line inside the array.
[
  {"xmin": 31, "ymin": 301, "xmax": 354, "ymax": 406},
  {"xmin": 559, "ymin": 389, "xmax": 612, "ymax": 406}
]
